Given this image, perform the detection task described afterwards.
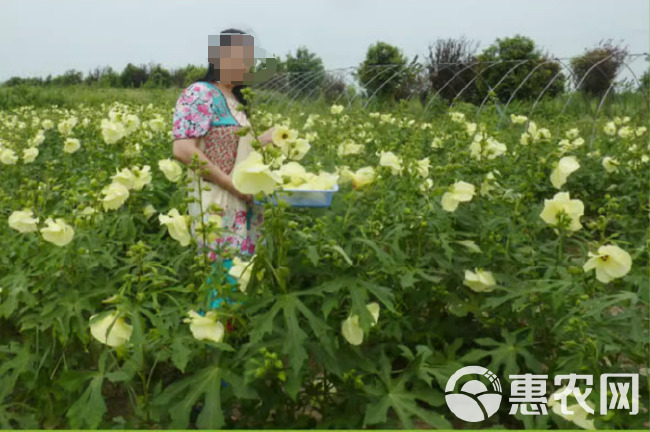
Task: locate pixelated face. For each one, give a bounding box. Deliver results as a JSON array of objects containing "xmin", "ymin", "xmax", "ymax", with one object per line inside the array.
[{"xmin": 208, "ymin": 33, "xmax": 277, "ymax": 85}]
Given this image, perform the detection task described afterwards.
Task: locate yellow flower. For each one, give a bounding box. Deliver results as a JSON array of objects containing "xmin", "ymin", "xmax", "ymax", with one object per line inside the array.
[
  {"xmin": 342, "ymin": 315, "xmax": 363, "ymax": 345},
  {"xmin": 464, "ymin": 268, "xmax": 496, "ymax": 292},
  {"xmin": 550, "ymin": 156, "xmax": 580, "ymax": 189},
  {"xmin": 539, "ymin": 191, "xmax": 584, "ymax": 232},
  {"xmin": 341, "ymin": 303, "xmax": 380, "ymax": 346},
  {"xmin": 337, "ymin": 141, "xmax": 364, "ymax": 157},
  {"xmin": 537, "ymin": 128, "xmax": 552, "ymax": 140},
  {"xmin": 419, "ymin": 178, "xmax": 433, "ymax": 192},
  {"xmin": 287, "ymin": 138, "xmax": 311, "ymax": 160},
  {"xmin": 8, "ymin": 209, "xmax": 39, "ymax": 233},
  {"xmin": 228, "ymin": 256, "xmax": 254, "ymax": 293},
  {"xmin": 336, "ymin": 166, "xmax": 354, "ymax": 184},
  {"xmin": 271, "ymin": 125, "xmax": 298, "ymax": 149},
  {"xmin": 378, "ymin": 151, "xmax": 403, "ymax": 175},
  {"xmin": 183, "ymin": 310, "xmax": 225, "ymax": 343},
  {"xmin": 277, "ymin": 162, "xmax": 308, "ymax": 187},
  {"xmin": 565, "ymin": 128, "xmax": 580, "ymax": 139},
  {"xmin": 158, "ymin": 158, "xmax": 183, "ymax": 182},
  {"xmin": 330, "ymin": 104, "xmax": 344, "ymax": 115},
  {"xmin": 449, "ymin": 111, "xmax": 465, "ymax": 123},
  {"xmin": 147, "ymin": 116, "xmax": 166, "ymax": 133},
  {"xmin": 232, "ymin": 151, "xmax": 282, "ymax": 194},
  {"xmin": 366, "ymin": 302, "xmax": 380, "ymax": 326},
  {"xmin": 158, "ymin": 208, "xmax": 191, "ymax": 246},
  {"xmin": 205, "ymin": 213, "xmax": 223, "ymax": 243},
  {"xmin": 111, "ymin": 167, "xmax": 136, "ymax": 190},
  {"xmin": 510, "ymin": 114, "xmax": 528, "ymax": 124},
  {"xmin": 480, "ymin": 171, "xmax": 500, "ymax": 197},
  {"xmin": 40, "ymin": 217, "xmax": 75, "ymax": 246},
  {"xmin": 558, "ymin": 139, "xmax": 571, "ymax": 152},
  {"xmin": 57, "ymin": 117, "xmax": 77, "ymax": 136},
  {"xmin": 465, "ymin": 122, "xmax": 477, "ymax": 136},
  {"xmin": 142, "ymin": 204, "xmax": 156, "ymax": 220},
  {"xmin": 0, "ymin": 148, "xmax": 18, "ymax": 165},
  {"xmin": 124, "ymin": 114, "xmax": 141, "ymax": 135},
  {"xmin": 441, "ymin": 181, "xmax": 475, "ymax": 212},
  {"xmin": 63, "ymin": 138, "xmax": 81, "ymax": 153},
  {"xmin": 469, "ymin": 136, "xmax": 507, "ymax": 160},
  {"xmin": 89, "ymin": 311, "xmax": 133, "ymax": 347},
  {"xmin": 583, "ymin": 244, "xmax": 632, "ymax": 283},
  {"xmin": 457, "ymin": 240, "xmax": 482, "ymax": 254},
  {"xmin": 617, "ymin": 125, "xmax": 633, "ymax": 139},
  {"xmin": 548, "ymin": 387, "xmax": 596, "ymax": 430},
  {"xmin": 131, "ymin": 165, "xmax": 152, "ymax": 190},
  {"xmin": 22, "ymin": 147, "xmax": 39, "ymax": 163},
  {"xmin": 303, "ymin": 171, "xmax": 339, "ymax": 190},
  {"xmin": 431, "ymin": 137, "xmax": 443, "ymax": 149},
  {"xmin": 603, "ymin": 121, "xmax": 617, "ymax": 136},
  {"xmin": 100, "ymin": 119, "xmax": 126, "ymax": 144},
  {"xmin": 101, "ymin": 181, "xmax": 130, "ymax": 211},
  {"xmin": 79, "ymin": 206, "xmax": 96, "ymax": 217},
  {"xmin": 351, "ymin": 167, "xmax": 376, "ymax": 189},
  {"xmin": 572, "ymin": 137, "xmax": 585, "ymax": 148},
  {"xmin": 602, "ymin": 156, "xmax": 619, "ymax": 173},
  {"xmin": 415, "ymin": 157, "xmax": 430, "ymax": 178},
  {"xmin": 29, "ymin": 130, "xmax": 45, "ymax": 147}
]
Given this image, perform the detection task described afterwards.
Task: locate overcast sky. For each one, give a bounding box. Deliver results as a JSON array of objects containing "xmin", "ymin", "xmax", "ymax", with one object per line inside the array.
[{"xmin": 1, "ymin": 0, "xmax": 648, "ymax": 83}]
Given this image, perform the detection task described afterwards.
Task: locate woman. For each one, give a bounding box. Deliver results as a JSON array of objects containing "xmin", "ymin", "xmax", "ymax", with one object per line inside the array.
[{"xmin": 172, "ymin": 28, "xmax": 274, "ymax": 310}]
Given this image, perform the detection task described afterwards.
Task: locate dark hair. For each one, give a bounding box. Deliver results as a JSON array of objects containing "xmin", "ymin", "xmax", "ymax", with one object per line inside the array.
[{"xmin": 201, "ymin": 28, "xmax": 250, "ymax": 106}]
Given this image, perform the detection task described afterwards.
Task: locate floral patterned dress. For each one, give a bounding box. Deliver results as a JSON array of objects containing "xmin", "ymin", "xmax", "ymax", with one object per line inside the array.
[{"xmin": 172, "ymin": 81, "xmax": 264, "ymax": 264}]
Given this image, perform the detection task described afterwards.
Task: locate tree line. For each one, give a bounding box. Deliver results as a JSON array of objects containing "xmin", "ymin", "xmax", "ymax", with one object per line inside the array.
[{"xmin": 2, "ymin": 35, "xmax": 648, "ymax": 104}]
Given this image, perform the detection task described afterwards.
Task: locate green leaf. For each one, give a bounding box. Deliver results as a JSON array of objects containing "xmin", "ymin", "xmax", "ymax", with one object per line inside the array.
[
  {"xmin": 171, "ymin": 338, "xmax": 191, "ymax": 373},
  {"xmin": 460, "ymin": 328, "xmax": 541, "ymax": 376},
  {"xmin": 414, "ymin": 268, "xmax": 443, "ymax": 283},
  {"xmin": 152, "ymin": 364, "xmax": 237, "ymax": 429},
  {"xmin": 459, "ymin": 348, "xmax": 491, "ymax": 362},
  {"xmin": 235, "ymin": 126, "xmax": 251, "ymax": 136},
  {"xmin": 362, "ymin": 350, "xmax": 452, "ymax": 429},
  {"xmin": 321, "ymin": 294, "xmax": 339, "ymax": 318},
  {"xmin": 400, "ymin": 269, "xmax": 416, "ymax": 288},
  {"xmin": 248, "ymin": 299, "xmax": 282, "ymax": 344},
  {"xmin": 363, "ymin": 392, "xmax": 391, "ymax": 425},
  {"xmin": 306, "ymin": 245, "xmax": 319, "ymax": 266},
  {"xmin": 280, "ymin": 296, "xmax": 309, "ymax": 399},
  {"xmin": 358, "ymin": 279, "xmax": 396, "ymax": 313},
  {"xmin": 195, "ymin": 368, "xmax": 223, "ymax": 429},
  {"xmin": 323, "ymin": 244, "xmax": 353, "ymax": 266},
  {"xmin": 66, "ymin": 375, "xmax": 107, "ymax": 429},
  {"xmin": 352, "ymin": 237, "xmax": 395, "ymax": 269}
]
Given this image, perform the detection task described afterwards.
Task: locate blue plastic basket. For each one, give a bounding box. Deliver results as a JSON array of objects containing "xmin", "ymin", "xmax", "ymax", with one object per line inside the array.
[{"xmin": 254, "ymin": 184, "xmax": 339, "ymax": 207}]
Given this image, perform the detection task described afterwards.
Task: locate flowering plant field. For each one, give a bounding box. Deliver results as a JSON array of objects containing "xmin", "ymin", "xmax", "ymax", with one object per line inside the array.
[{"xmin": 0, "ymin": 89, "xmax": 648, "ymax": 429}]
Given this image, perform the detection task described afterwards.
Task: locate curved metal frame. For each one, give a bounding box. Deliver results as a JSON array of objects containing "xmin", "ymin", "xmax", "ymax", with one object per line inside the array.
[{"xmin": 246, "ymin": 54, "xmax": 649, "ymax": 137}]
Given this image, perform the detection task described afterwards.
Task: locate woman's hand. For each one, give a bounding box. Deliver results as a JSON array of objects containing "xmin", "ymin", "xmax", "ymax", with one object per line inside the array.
[
  {"xmin": 238, "ymin": 192, "xmax": 254, "ymax": 206},
  {"xmin": 257, "ymin": 126, "xmax": 275, "ymax": 146},
  {"xmin": 227, "ymin": 180, "xmax": 254, "ymax": 205}
]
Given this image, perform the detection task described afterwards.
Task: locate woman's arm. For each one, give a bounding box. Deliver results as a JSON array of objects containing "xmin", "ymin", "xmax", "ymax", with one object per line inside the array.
[{"xmin": 173, "ymin": 138, "xmax": 250, "ymax": 202}]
